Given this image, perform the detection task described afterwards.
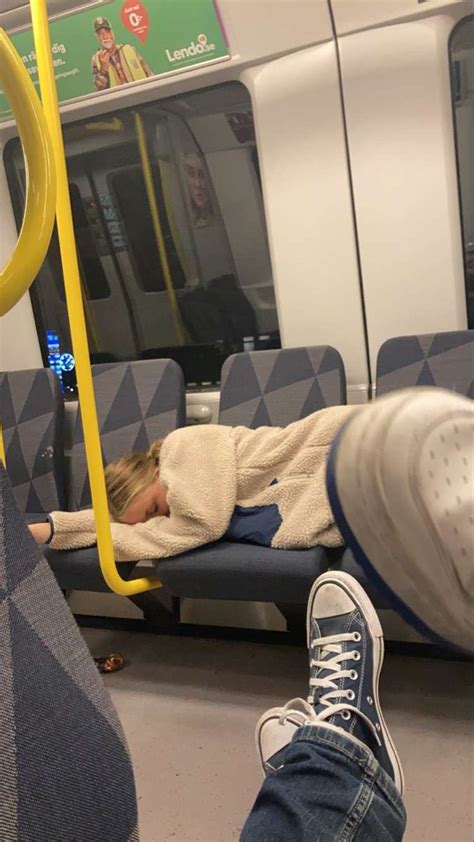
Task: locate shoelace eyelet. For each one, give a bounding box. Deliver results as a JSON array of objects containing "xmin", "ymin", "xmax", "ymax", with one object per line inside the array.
[
  {"xmin": 375, "ymin": 723, "xmax": 381, "ymax": 731},
  {"xmin": 367, "ymin": 696, "xmax": 373, "ymax": 705},
  {"xmin": 352, "ymin": 651, "xmax": 361, "ymax": 662},
  {"xmin": 350, "ymin": 670, "xmax": 358, "ymax": 680},
  {"xmin": 352, "ymin": 632, "xmax": 362, "ymax": 642},
  {"xmin": 347, "ymin": 690, "xmax": 355, "ymax": 701},
  {"xmin": 341, "ymin": 710, "xmax": 351, "ymax": 721}
]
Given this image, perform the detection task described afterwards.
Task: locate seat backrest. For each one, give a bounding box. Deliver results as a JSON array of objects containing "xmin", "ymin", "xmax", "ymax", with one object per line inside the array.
[
  {"xmin": 219, "ymin": 346, "xmax": 346, "ymax": 427},
  {"xmin": 71, "ymin": 359, "xmax": 186, "ymax": 509},
  {"xmin": 0, "ymin": 368, "xmax": 65, "ymax": 514},
  {"xmin": 0, "ymin": 465, "xmax": 139, "ymax": 842},
  {"xmin": 377, "ymin": 330, "xmax": 474, "ymax": 397}
]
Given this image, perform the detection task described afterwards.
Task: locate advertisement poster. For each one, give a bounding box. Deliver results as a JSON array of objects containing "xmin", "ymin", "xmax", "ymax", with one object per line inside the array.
[{"xmin": 0, "ymin": 0, "xmax": 229, "ymax": 118}]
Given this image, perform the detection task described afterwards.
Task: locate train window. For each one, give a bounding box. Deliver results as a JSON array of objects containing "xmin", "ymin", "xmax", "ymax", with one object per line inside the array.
[
  {"xmin": 450, "ymin": 18, "xmax": 474, "ymax": 327},
  {"xmin": 69, "ymin": 184, "xmax": 111, "ymax": 300},
  {"xmin": 3, "ymin": 82, "xmax": 280, "ymax": 393},
  {"xmin": 110, "ymin": 163, "xmax": 187, "ymax": 294}
]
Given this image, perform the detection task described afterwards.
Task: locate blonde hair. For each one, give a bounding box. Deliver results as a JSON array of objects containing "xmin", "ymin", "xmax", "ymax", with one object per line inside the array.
[{"xmin": 105, "ymin": 439, "xmax": 164, "ymax": 520}]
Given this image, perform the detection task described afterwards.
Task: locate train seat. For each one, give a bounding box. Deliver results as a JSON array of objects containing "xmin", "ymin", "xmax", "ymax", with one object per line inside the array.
[
  {"xmin": 376, "ymin": 329, "xmax": 474, "ymax": 397},
  {"xmin": 156, "ymin": 346, "xmax": 348, "ymax": 604},
  {"xmin": 0, "ymin": 367, "xmax": 66, "ymax": 517},
  {"xmin": 46, "ymin": 347, "xmax": 347, "ymax": 606},
  {"xmin": 218, "ymin": 345, "xmax": 347, "ymax": 428},
  {"xmin": 44, "ymin": 358, "xmax": 186, "ymax": 591},
  {"xmin": 337, "ymin": 328, "xmax": 474, "ymax": 595},
  {"xmin": 0, "ymin": 464, "xmax": 138, "ymax": 840}
]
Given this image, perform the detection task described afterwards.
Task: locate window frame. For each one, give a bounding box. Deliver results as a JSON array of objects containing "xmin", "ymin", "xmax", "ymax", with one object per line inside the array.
[{"xmin": 448, "ymin": 15, "xmax": 474, "ymax": 327}]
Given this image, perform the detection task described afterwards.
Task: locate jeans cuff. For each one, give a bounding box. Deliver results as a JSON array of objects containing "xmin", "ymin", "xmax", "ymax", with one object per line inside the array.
[{"xmin": 291, "ymin": 724, "xmax": 403, "ymax": 811}]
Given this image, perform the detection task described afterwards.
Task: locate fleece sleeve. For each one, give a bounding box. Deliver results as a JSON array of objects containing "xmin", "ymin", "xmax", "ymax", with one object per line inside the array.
[{"xmin": 48, "ymin": 426, "xmax": 237, "ymax": 561}]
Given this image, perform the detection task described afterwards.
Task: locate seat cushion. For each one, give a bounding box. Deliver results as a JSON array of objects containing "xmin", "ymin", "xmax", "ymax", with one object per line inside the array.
[
  {"xmin": 157, "ymin": 542, "xmax": 340, "ymax": 602},
  {"xmin": 44, "ymin": 546, "xmax": 139, "ymax": 593},
  {"xmin": 44, "ymin": 541, "xmax": 340, "ymax": 603}
]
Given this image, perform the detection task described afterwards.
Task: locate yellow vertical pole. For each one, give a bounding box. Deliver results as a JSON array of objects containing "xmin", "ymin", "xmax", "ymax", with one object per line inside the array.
[
  {"xmin": 30, "ymin": 0, "xmax": 160, "ymax": 595},
  {"xmin": 0, "ymin": 425, "xmax": 5, "ymax": 467},
  {"xmin": 134, "ymin": 112, "xmax": 185, "ymax": 344}
]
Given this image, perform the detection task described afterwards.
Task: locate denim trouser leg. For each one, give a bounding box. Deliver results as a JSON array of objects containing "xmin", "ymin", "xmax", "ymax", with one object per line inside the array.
[{"xmin": 241, "ymin": 724, "xmax": 407, "ymax": 842}]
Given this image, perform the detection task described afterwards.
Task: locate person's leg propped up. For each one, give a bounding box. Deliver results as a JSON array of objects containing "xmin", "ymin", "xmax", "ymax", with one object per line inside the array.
[
  {"xmin": 242, "ymin": 572, "xmax": 406, "ymax": 841},
  {"xmin": 327, "ymin": 387, "xmax": 474, "ymax": 652}
]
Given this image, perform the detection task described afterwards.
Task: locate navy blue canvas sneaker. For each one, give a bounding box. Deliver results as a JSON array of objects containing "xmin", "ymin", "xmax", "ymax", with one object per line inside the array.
[{"xmin": 255, "ymin": 571, "xmax": 404, "ymax": 794}]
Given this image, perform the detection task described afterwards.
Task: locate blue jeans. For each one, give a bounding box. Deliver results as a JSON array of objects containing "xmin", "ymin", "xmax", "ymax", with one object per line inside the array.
[{"xmin": 241, "ymin": 725, "xmax": 406, "ymax": 841}]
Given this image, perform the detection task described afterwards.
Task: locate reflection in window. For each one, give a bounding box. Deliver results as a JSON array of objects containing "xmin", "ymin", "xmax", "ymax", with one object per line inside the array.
[
  {"xmin": 111, "ymin": 165, "xmax": 186, "ymax": 294},
  {"xmin": 4, "ymin": 83, "xmax": 280, "ymax": 391},
  {"xmin": 69, "ymin": 184, "xmax": 111, "ymax": 300},
  {"xmin": 450, "ymin": 18, "xmax": 474, "ymax": 327}
]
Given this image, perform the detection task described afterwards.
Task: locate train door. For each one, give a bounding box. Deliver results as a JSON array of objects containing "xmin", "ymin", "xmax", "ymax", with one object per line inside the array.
[{"xmin": 331, "ymin": 0, "xmax": 472, "ymax": 380}]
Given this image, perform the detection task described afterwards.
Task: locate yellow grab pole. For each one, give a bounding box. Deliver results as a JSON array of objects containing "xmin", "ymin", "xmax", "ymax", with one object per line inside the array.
[
  {"xmin": 0, "ymin": 28, "xmax": 56, "ymax": 316},
  {"xmin": 0, "ymin": 27, "xmax": 56, "ymax": 467},
  {"xmin": 30, "ymin": 0, "xmax": 161, "ymax": 595},
  {"xmin": 134, "ymin": 112, "xmax": 185, "ymax": 345}
]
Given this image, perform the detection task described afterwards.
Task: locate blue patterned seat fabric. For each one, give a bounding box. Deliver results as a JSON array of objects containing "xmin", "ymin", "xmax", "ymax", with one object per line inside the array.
[
  {"xmin": 72, "ymin": 359, "xmax": 186, "ymax": 509},
  {"xmin": 0, "ymin": 368, "xmax": 65, "ymax": 514},
  {"xmin": 219, "ymin": 346, "xmax": 347, "ymax": 427},
  {"xmin": 377, "ymin": 330, "xmax": 474, "ymax": 397},
  {"xmin": 0, "ymin": 465, "xmax": 139, "ymax": 841}
]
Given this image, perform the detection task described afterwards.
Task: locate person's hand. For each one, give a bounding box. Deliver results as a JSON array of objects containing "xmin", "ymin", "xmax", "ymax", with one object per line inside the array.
[
  {"xmin": 28, "ymin": 521, "xmax": 52, "ymax": 545},
  {"xmin": 95, "ymin": 72, "xmax": 109, "ymax": 91},
  {"xmin": 98, "ymin": 49, "xmax": 110, "ymax": 72}
]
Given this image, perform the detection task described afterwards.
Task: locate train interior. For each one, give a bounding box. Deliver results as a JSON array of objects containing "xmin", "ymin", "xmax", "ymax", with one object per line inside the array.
[{"xmin": 0, "ymin": 0, "xmax": 473, "ymax": 840}]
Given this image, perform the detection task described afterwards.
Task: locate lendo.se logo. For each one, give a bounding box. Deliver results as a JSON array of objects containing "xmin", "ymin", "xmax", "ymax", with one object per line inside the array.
[{"xmin": 166, "ymin": 33, "xmax": 216, "ymax": 63}]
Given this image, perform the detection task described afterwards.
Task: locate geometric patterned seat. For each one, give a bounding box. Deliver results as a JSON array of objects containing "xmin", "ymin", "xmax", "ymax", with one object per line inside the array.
[
  {"xmin": 46, "ymin": 359, "xmax": 186, "ymax": 593},
  {"xmin": 156, "ymin": 347, "xmax": 347, "ymax": 606},
  {"xmin": 219, "ymin": 346, "xmax": 347, "ymax": 427},
  {"xmin": 377, "ymin": 330, "xmax": 474, "ymax": 397},
  {"xmin": 0, "ymin": 368, "xmax": 66, "ymax": 514},
  {"xmin": 71, "ymin": 359, "xmax": 186, "ymax": 510},
  {"xmin": 0, "ymin": 465, "xmax": 139, "ymax": 841}
]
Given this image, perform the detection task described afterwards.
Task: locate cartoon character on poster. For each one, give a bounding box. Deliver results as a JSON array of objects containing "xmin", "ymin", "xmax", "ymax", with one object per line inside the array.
[
  {"xmin": 91, "ymin": 15, "xmax": 154, "ymax": 91},
  {"xmin": 182, "ymin": 152, "xmax": 214, "ymax": 228}
]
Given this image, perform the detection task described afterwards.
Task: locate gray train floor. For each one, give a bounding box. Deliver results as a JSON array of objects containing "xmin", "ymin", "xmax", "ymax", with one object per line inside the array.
[{"xmin": 82, "ymin": 628, "xmax": 473, "ymax": 842}]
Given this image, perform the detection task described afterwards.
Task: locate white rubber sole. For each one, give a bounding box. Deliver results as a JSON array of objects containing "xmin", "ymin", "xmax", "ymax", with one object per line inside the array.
[
  {"xmin": 307, "ymin": 571, "xmax": 405, "ymax": 795},
  {"xmin": 329, "ymin": 388, "xmax": 474, "ymax": 651}
]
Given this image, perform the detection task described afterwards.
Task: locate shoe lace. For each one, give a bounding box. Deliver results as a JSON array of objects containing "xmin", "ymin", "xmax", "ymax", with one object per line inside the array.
[
  {"xmin": 276, "ymin": 632, "xmax": 382, "ymax": 746},
  {"xmin": 278, "ymin": 698, "xmax": 318, "ymax": 727},
  {"xmin": 308, "ymin": 631, "xmax": 359, "ymax": 709}
]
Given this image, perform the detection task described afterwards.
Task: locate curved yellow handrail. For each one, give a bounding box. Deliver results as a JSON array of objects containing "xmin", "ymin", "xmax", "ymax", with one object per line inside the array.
[
  {"xmin": 30, "ymin": 0, "xmax": 161, "ymax": 595},
  {"xmin": 0, "ymin": 28, "xmax": 56, "ymax": 317}
]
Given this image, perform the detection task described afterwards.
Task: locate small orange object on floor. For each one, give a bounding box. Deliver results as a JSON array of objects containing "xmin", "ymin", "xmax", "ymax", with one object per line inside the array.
[{"xmin": 94, "ymin": 653, "xmax": 125, "ymax": 673}]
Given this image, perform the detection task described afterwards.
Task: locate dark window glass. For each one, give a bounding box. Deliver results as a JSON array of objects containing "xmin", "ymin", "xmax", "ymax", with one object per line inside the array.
[
  {"xmin": 110, "ymin": 165, "xmax": 186, "ymax": 293},
  {"xmin": 3, "ymin": 82, "xmax": 280, "ymax": 392},
  {"xmin": 69, "ymin": 184, "xmax": 110, "ymax": 300}
]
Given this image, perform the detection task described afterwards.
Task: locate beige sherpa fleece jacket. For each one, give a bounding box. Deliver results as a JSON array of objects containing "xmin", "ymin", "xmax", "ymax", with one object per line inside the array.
[{"xmin": 49, "ymin": 405, "xmax": 357, "ymax": 561}]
